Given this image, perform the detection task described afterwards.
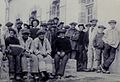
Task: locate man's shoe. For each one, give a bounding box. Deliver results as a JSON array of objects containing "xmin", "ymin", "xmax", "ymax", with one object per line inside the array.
[
  {"xmin": 34, "ymin": 75, "xmax": 39, "ymax": 80},
  {"xmin": 9, "ymin": 75, "xmax": 14, "ymax": 79},
  {"xmin": 105, "ymin": 71, "xmax": 110, "ymax": 74},
  {"xmin": 96, "ymin": 69, "xmax": 101, "ymax": 73},
  {"xmin": 16, "ymin": 76, "xmax": 21, "ymax": 80},
  {"xmin": 23, "ymin": 75, "xmax": 28, "ymax": 79},
  {"xmin": 100, "ymin": 65, "xmax": 106, "ymax": 73},
  {"xmin": 84, "ymin": 68, "xmax": 91, "ymax": 72},
  {"xmin": 91, "ymin": 68, "xmax": 96, "ymax": 72}
]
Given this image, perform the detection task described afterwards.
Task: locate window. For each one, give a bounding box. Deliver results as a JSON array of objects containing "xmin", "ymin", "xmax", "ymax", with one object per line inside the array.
[
  {"xmin": 80, "ymin": 0, "xmax": 86, "ymax": 3},
  {"xmin": 86, "ymin": 6, "xmax": 93, "ymax": 22}
]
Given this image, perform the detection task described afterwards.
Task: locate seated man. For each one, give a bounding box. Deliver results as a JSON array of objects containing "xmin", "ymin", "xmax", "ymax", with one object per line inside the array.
[
  {"xmin": 5, "ymin": 28, "xmax": 21, "ymax": 80},
  {"xmin": 19, "ymin": 29, "xmax": 39, "ymax": 79},
  {"xmin": 33, "ymin": 29, "xmax": 53, "ymax": 79},
  {"xmin": 53, "ymin": 29, "xmax": 71, "ymax": 79}
]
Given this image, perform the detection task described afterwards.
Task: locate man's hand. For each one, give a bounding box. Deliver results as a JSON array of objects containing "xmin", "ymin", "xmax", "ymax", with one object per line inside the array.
[{"xmin": 60, "ymin": 51, "xmax": 65, "ymax": 57}]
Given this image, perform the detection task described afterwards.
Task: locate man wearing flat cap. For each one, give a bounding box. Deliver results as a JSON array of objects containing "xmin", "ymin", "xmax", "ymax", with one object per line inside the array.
[
  {"xmin": 3, "ymin": 22, "xmax": 17, "ymax": 40},
  {"xmin": 66, "ymin": 22, "xmax": 79, "ymax": 59},
  {"xmin": 53, "ymin": 17, "xmax": 59, "ymax": 26},
  {"xmin": 93, "ymin": 25, "xmax": 106, "ymax": 73},
  {"xmin": 15, "ymin": 20, "xmax": 23, "ymax": 38},
  {"xmin": 53, "ymin": 29, "xmax": 71, "ymax": 78},
  {"xmin": 33, "ymin": 29, "xmax": 53, "ymax": 79},
  {"xmin": 100, "ymin": 20, "xmax": 119, "ymax": 74},
  {"xmin": 18, "ymin": 29, "xmax": 39, "ymax": 79},
  {"xmin": 57, "ymin": 22, "xmax": 64, "ymax": 31},
  {"xmin": 87, "ymin": 19, "xmax": 98, "ymax": 72}
]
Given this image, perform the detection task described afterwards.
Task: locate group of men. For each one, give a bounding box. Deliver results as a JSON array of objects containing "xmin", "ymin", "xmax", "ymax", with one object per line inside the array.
[{"xmin": 0, "ymin": 15, "xmax": 119, "ymax": 81}]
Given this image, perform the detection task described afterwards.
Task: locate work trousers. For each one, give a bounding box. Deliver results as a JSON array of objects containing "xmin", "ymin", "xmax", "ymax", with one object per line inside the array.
[
  {"xmin": 54, "ymin": 54, "xmax": 68, "ymax": 76},
  {"xmin": 102, "ymin": 44, "xmax": 116, "ymax": 71},
  {"xmin": 37, "ymin": 55, "xmax": 53, "ymax": 73},
  {"xmin": 87, "ymin": 44, "xmax": 97, "ymax": 69},
  {"xmin": 21, "ymin": 54, "xmax": 39, "ymax": 73}
]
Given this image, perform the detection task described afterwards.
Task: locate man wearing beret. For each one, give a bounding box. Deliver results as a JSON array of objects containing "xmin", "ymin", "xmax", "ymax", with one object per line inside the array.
[
  {"xmin": 87, "ymin": 19, "xmax": 98, "ymax": 72},
  {"xmin": 19, "ymin": 29, "xmax": 39, "ymax": 79},
  {"xmin": 100, "ymin": 20, "xmax": 120, "ymax": 74},
  {"xmin": 33, "ymin": 29, "xmax": 53, "ymax": 79},
  {"xmin": 66, "ymin": 22, "xmax": 79, "ymax": 59}
]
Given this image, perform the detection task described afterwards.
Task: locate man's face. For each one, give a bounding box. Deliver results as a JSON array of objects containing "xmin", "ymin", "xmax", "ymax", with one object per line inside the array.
[
  {"xmin": 109, "ymin": 23, "xmax": 116, "ymax": 29},
  {"xmin": 54, "ymin": 19, "xmax": 59, "ymax": 24},
  {"xmin": 71, "ymin": 25, "xmax": 76, "ymax": 28},
  {"xmin": 91, "ymin": 21, "xmax": 97, "ymax": 27},
  {"xmin": 78, "ymin": 26, "xmax": 84, "ymax": 31},
  {"xmin": 22, "ymin": 33, "xmax": 29, "ymax": 39},
  {"xmin": 38, "ymin": 34, "xmax": 45, "ymax": 39},
  {"xmin": 59, "ymin": 33, "xmax": 65, "ymax": 38},
  {"xmin": 98, "ymin": 28, "xmax": 104, "ymax": 33},
  {"xmin": 9, "ymin": 31, "xmax": 15, "ymax": 37},
  {"xmin": 17, "ymin": 24, "xmax": 22, "ymax": 29},
  {"xmin": 33, "ymin": 21, "xmax": 38, "ymax": 27}
]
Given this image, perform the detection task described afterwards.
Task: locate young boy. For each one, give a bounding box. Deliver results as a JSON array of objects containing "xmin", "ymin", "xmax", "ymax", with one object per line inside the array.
[
  {"xmin": 5, "ymin": 28, "xmax": 21, "ymax": 80},
  {"xmin": 93, "ymin": 25, "xmax": 106, "ymax": 73},
  {"xmin": 100, "ymin": 20, "xmax": 120, "ymax": 74},
  {"xmin": 54, "ymin": 29, "xmax": 71, "ymax": 79}
]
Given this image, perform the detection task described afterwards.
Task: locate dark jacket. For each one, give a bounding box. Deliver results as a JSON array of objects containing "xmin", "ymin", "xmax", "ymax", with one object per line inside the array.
[
  {"xmin": 5, "ymin": 37, "xmax": 20, "ymax": 49},
  {"xmin": 30, "ymin": 28, "xmax": 40, "ymax": 40},
  {"xmin": 93, "ymin": 32, "xmax": 104, "ymax": 49},
  {"xmin": 53, "ymin": 37, "xmax": 71, "ymax": 55}
]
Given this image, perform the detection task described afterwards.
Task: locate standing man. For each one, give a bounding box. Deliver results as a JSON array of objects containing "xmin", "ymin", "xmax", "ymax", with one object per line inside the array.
[
  {"xmin": 53, "ymin": 17, "xmax": 59, "ymax": 26},
  {"xmin": 30, "ymin": 19, "xmax": 40, "ymax": 40},
  {"xmin": 33, "ymin": 29, "xmax": 53, "ymax": 79},
  {"xmin": 86, "ymin": 19, "xmax": 98, "ymax": 72},
  {"xmin": 76, "ymin": 24, "xmax": 87, "ymax": 71},
  {"xmin": 15, "ymin": 20, "xmax": 23, "ymax": 38},
  {"xmin": 66, "ymin": 22, "xmax": 79, "ymax": 59},
  {"xmin": 100, "ymin": 20, "xmax": 120, "ymax": 74}
]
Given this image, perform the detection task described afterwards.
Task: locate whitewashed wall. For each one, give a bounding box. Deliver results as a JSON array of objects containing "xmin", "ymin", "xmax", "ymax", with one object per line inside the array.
[
  {"xmin": 60, "ymin": 0, "xmax": 80, "ymax": 25},
  {"xmin": 9, "ymin": 0, "xmax": 51, "ymax": 23}
]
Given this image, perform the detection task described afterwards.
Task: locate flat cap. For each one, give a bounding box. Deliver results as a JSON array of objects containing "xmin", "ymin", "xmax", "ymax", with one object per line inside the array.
[
  {"xmin": 17, "ymin": 21, "xmax": 23, "ymax": 25},
  {"xmin": 98, "ymin": 25, "xmax": 106, "ymax": 29},
  {"xmin": 85, "ymin": 23, "xmax": 91, "ymax": 27},
  {"xmin": 108, "ymin": 20, "xmax": 117, "ymax": 24},
  {"xmin": 5, "ymin": 22, "xmax": 13, "ymax": 27},
  {"xmin": 57, "ymin": 29, "xmax": 66, "ymax": 34},
  {"xmin": 21, "ymin": 29, "xmax": 30, "ymax": 34},
  {"xmin": 69, "ymin": 22, "xmax": 77, "ymax": 26},
  {"xmin": 90, "ymin": 19, "xmax": 98, "ymax": 23},
  {"xmin": 53, "ymin": 17, "xmax": 59, "ymax": 20},
  {"xmin": 36, "ymin": 29, "xmax": 46, "ymax": 35},
  {"xmin": 64, "ymin": 25, "xmax": 70, "ymax": 29}
]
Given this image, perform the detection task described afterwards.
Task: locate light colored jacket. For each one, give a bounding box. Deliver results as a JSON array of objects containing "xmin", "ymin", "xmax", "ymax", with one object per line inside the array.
[
  {"xmin": 18, "ymin": 37, "xmax": 33, "ymax": 52},
  {"xmin": 33, "ymin": 37, "xmax": 51, "ymax": 55},
  {"xmin": 88, "ymin": 26, "xmax": 98, "ymax": 46},
  {"xmin": 102, "ymin": 28, "xmax": 120, "ymax": 48}
]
